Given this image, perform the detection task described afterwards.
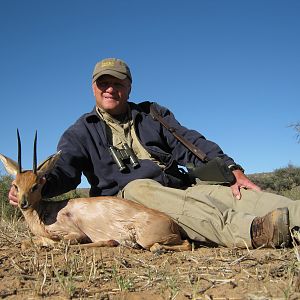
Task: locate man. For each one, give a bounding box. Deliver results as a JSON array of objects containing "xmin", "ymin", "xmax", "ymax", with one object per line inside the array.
[{"xmin": 9, "ymin": 58, "xmax": 298, "ymax": 249}]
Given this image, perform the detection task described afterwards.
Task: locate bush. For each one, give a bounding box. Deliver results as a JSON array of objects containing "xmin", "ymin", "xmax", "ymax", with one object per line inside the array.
[
  {"xmin": 280, "ymin": 186, "xmax": 300, "ymax": 200},
  {"xmin": 0, "ymin": 173, "xmax": 21, "ymax": 220},
  {"xmin": 248, "ymin": 164, "xmax": 300, "ymax": 194}
]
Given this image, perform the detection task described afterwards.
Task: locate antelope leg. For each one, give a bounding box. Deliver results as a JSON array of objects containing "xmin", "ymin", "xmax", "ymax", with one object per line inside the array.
[
  {"xmin": 75, "ymin": 240, "xmax": 120, "ymax": 248},
  {"xmin": 150, "ymin": 240, "xmax": 191, "ymax": 253},
  {"xmin": 21, "ymin": 236, "xmax": 57, "ymax": 250}
]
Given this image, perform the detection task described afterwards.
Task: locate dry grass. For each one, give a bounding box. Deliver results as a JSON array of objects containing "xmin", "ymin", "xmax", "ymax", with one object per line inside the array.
[{"xmin": 1, "ymin": 219, "xmax": 300, "ymax": 299}]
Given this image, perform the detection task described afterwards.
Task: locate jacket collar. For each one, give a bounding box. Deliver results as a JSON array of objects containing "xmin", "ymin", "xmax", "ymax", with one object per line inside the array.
[
  {"xmin": 85, "ymin": 102, "xmax": 146, "ymax": 123},
  {"xmin": 85, "ymin": 106, "xmax": 100, "ymax": 122}
]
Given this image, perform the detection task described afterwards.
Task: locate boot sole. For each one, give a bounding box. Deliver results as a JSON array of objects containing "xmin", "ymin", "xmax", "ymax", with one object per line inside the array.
[{"xmin": 274, "ymin": 207, "xmax": 291, "ymax": 248}]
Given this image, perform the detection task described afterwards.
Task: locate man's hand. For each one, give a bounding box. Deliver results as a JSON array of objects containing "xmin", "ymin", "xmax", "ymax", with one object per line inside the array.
[
  {"xmin": 8, "ymin": 182, "xmax": 18, "ymax": 207},
  {"xmin": 230, "ymin": 170, "xmax": 261, "ymax": 200}
]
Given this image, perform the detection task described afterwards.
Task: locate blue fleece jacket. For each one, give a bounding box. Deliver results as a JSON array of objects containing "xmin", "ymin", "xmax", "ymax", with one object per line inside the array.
[{"xmin": 42, "ymin": 101, "xmax": 235, "ymax": 198}]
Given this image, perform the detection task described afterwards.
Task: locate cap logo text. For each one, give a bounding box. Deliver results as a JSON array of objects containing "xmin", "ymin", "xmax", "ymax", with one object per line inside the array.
[{"xmin": 101, "ymin": 61, "xmax": 115, "ymax": 68}]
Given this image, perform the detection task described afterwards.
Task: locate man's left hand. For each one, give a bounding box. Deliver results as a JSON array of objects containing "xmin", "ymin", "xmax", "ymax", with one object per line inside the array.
[{"xmin": 230, "ymin": 170, "xmax": 261, "ymax": 200}]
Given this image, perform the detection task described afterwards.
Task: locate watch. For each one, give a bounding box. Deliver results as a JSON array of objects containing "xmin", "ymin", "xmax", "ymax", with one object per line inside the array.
[{"xmin": 228, "ymin": 164, "xmax": 245, "ymax": 173}]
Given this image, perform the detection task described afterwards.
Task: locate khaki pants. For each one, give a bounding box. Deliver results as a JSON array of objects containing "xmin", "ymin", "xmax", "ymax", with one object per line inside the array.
[{"xmin": 119, "ymin": 179, "xmax": 300, "ymax": 248}]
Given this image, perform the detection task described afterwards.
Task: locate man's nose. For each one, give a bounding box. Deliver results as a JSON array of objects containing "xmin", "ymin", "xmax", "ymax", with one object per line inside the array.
[{"xmin": 106, "ymin": 85, "xmax": 114, "ymax": 92}]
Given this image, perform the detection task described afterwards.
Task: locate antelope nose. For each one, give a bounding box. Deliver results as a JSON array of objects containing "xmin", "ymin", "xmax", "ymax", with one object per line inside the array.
[{"xmin": 20, "ymin": 197, "xmax": 29, "ymax": 209}]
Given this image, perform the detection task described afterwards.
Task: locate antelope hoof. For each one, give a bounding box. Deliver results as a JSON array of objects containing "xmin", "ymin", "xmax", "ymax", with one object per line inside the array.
[
  {"xmin": 107, "ymin": 239, "xmax": 119, "ymax": 247},
  {"xmin": 150, "ymin": 243, "xmax": 164, "ymax": 254}
]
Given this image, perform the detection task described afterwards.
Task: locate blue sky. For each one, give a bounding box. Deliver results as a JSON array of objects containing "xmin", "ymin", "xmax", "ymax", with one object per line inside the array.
[{"xmin": 0, "ymin": 0, "xmax": 299, "ymax": 187}]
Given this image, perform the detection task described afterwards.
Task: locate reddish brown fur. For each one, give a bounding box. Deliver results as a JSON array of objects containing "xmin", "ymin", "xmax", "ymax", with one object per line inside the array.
[{"xmin": 2, "ymin": 154, "xmax": 191, "ymax": 252}]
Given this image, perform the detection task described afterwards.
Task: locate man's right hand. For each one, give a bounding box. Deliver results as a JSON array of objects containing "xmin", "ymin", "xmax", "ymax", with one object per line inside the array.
[{"xmin": 8, "ymin": 183, "xmax": 18, "ymax": 207}]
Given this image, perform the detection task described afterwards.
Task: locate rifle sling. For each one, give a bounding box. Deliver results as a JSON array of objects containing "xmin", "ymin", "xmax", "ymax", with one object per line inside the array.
[{"xmin": 150, "ymin": 105, "xmax": 209, "ymax": 162}]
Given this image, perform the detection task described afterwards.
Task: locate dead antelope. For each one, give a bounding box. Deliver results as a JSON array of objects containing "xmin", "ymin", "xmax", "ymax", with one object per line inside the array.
[{"xmin": 0, "ymin": 130, "xmax": 191, "ymax": 253}]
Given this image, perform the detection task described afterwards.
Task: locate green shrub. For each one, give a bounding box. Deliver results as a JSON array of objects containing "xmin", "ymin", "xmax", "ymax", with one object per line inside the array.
[
  {"xmin": 248, "ymin": 164, "xmax": 300, "ymax": 193},
  {"xmin": 0, "ymin": 173, "xmax": 21, "ymax": 220},
  {"xmin": 280, "ymin": 186, "xmax": 300, "ymax": 200}
]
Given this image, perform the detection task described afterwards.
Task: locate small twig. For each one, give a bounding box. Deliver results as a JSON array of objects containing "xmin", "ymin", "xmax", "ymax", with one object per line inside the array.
[
  {"xmin": 0, "ymin": 231, "xmax": 15, "ymax": 245},
  {"xmin": 10, "ymin": 257, "xmax": 27, "ymax": 273},
  {"xmin": 230, "ymin": 245, "xmax": 264, "ymax": 265},
  {"xmin": 40, "ymin": 252, "xmax": 48, "ymax": 294}
]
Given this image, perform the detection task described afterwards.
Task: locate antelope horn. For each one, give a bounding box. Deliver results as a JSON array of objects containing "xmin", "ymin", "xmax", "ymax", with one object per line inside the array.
[
  {"xmin": 33, "ymin": 130, "xmax": 37, "ymax": 174},
  {"xmin": 17, "ymin": 129, "xmax": 22, "ymax": 173}
]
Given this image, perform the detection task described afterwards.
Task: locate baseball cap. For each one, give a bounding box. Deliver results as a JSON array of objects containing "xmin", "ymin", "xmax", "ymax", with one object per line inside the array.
[{"xmin": 92, "ymin": 58, "xmax": 132, "ymax": 82}]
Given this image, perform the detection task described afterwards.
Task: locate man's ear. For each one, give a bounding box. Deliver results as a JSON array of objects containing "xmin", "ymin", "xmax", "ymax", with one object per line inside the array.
[
  {"xmin": 92, "ymin": 82, "xmax": 96, "ymax": 96},
  {"xmin": 126, "ymin": 82, "xmax": 132, "ymax": 99}
]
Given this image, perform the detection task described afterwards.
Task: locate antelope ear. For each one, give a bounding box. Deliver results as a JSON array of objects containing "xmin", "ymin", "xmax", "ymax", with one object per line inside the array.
[
  {"xmin": 37, "ymin": 150, "xmax": 62, "ymax": 177},
  {"xmin": 0, "ymin": 154, "xmax": 19, "ymax": 176}
]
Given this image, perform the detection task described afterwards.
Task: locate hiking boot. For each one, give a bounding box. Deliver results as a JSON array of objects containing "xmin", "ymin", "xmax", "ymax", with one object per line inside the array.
[{"xmin": 251, "ymin": 207, "xmax": 290, "ymax": 248}]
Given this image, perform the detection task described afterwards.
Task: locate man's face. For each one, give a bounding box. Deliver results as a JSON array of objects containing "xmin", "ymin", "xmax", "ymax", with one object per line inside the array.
[{"xmin": 92, "ymin": 75, "xmax": 131, "ymax": 115}]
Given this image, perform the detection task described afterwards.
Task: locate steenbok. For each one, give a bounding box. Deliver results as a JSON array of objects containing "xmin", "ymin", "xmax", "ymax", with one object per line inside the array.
[{"xmin": 0, "ymin": 130, "xmax": 191, "ymax": 253}]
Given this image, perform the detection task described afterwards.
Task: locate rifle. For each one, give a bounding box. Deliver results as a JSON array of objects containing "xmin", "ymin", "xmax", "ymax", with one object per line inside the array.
[{"xmin": 150, "ymin": 105, "xmax": 236, "ymax": 185}]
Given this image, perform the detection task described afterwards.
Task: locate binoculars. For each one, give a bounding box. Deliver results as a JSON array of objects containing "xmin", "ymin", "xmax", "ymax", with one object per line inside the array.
[{"xmin": 109, "ymin": 143, "xmax": 140, "ymax": 172}]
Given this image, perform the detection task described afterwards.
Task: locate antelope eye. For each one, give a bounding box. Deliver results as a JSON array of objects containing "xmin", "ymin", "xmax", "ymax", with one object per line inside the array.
[
  {"xmin": 12, "ymin": 184, "xmax": 19, "ymax": 192},
  {"xmin": 31, "ymin": 184, "xmax": 38, "ymax": 193}
]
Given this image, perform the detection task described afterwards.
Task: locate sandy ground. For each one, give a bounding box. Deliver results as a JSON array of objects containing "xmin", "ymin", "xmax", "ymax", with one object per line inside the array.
[{"xmin": 1, "ymin": 220, "xmax": 300, "ymax": 300}]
